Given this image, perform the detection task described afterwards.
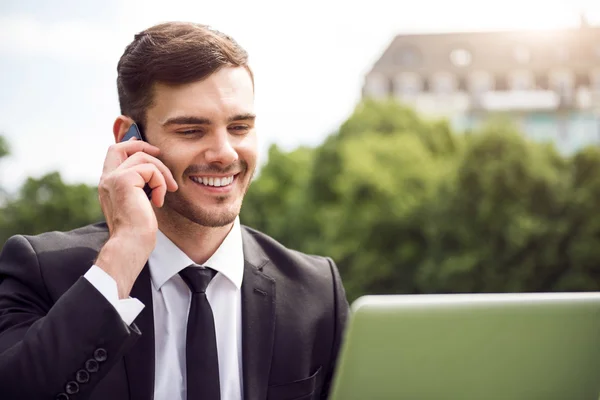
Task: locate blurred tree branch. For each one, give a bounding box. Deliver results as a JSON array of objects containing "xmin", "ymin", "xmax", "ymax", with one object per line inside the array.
[
  {"xmin": 0, "ymin": 135, "xmax": 103, "ymax": 249},
  {"xmin": 0, "ymin": 135, "xmax": 8, "ymax": 160}
]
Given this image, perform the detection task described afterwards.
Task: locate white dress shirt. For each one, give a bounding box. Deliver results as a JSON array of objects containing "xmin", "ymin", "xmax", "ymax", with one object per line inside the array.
[{"xmin": 84, "ymin": 217, "xmax": 245, "ymax": 400}]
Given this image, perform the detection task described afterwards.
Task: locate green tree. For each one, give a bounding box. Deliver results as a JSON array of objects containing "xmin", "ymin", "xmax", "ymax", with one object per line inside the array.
[
  {"xmin": 416, "ymin": 120, "xmax": 571, "ymax": 294},
  {"xmin": 0, "ymin": 136, "xmax": 9, "ymax": 160},
  {"xmin": 559, "ymin": 146, "xmax": 600, "ymax": 290},
  {"xmin": 0, "ymin": 135, "xmax": 9, "ymax": 200},
  {"xmin": 243, "ymin": 100, "xmax": 464, "ymax": 300},
  {"xmin": 241, "ymin": 99, "xmax": 600, "ymax": 302},
  {"xmin": 0, "ymin": 136, "xmax": 103, "ymax": 248},
  {"xmin": 0, "ymin": 172, "xmax": 104, "ymax": 247},
  {"xmin": 241, "ymin": 144, "xmax": 317, "ymax": 250}
]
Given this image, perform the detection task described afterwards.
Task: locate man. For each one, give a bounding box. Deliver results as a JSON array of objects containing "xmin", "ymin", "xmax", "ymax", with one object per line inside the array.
[{"xmin": 0, "ymin": 22, "xmax": 349, "ymax": 400}]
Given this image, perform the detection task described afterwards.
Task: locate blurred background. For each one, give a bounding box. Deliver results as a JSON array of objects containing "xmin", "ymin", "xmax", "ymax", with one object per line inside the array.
[{"xmin": 1, "ymin": 0, "xmax": 600, "ymax": 302}]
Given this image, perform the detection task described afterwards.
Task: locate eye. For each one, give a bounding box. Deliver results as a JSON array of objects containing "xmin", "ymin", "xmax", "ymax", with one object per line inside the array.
[
  {"xmin": 178, "ymin": 129, "xmax": 204, "ymax": 136},
  {"xmin": 229, "ymin": 125, "xmax": 250, "ymax": 135}
]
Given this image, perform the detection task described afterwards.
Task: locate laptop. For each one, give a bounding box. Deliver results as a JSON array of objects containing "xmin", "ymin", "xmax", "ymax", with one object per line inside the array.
[{"xmin": 328, "ymin": 292, "xmax": 600, "ymax": 400}]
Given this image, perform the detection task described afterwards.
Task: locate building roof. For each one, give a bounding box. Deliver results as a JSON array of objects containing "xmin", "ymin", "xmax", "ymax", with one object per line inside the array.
[{"xmin": 369, "ymin": 25, "xmax": 600, "ymax": 76}]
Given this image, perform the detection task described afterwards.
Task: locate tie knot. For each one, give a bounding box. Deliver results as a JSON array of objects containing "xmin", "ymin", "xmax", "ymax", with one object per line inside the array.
[{"xmin": 179, "ymin": 266, "xmax": 217, "ymax": 293}]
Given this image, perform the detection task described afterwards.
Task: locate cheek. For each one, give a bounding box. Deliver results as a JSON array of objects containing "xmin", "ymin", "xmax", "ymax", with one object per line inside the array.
[
  {"xmin": 158, "ymin": 147, "xmax": 195, "ymax": 178},
  {"xmin": 236, "ymin": 134, "xmax": 258, "ymax": 166}
]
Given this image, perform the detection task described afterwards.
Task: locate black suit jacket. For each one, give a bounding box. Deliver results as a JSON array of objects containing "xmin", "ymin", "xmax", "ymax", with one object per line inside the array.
[{"xmin": 0, "ymin": 222, "xmax": 349, "ymax": 400}]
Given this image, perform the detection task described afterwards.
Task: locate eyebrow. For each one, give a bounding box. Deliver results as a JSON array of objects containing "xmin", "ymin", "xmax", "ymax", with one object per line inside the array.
[{"xmin": 162, "ymin": 113, "xmax": 256, "ymax": 127}]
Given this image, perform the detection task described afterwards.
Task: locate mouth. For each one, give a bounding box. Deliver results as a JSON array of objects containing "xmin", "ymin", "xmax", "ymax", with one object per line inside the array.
[{"xmin": 189, "ymin": 174, "xmax": 238, "ymax": 193}]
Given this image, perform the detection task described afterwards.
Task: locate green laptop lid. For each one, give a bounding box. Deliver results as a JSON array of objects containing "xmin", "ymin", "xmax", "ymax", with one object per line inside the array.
[{"xmin": 329, "ymin": 293, "xmax": 600, "ymax": 400}]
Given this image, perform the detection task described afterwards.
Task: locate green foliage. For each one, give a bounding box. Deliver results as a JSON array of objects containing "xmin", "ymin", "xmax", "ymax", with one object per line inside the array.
[
  {"xmin": 0, "ymin": 136, "xmax": 9, "ymax": 159},
  {"xmin": 417, "ymin": 121, "xmax": 571, "ymax": 294},
  {"xmin": 0, "ymin": 134, "xmax": 103, "ymax": 247},
  {"xmin": 241, "ymin": 99, "xmax": 600, "ymax": 302},
  {"xmin": 0, "ymin": 171, "xmax": 103, "ymax": 247},
  {"xmin": 241, "ymin": 144, "xmax": 317, "ymax": 248}
]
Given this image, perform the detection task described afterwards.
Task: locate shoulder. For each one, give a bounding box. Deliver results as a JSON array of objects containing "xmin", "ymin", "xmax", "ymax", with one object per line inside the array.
[
  {"xmin": 240, "ymin": 225, "xmax": 349, "ymax": 342},
  {"xmin": 2, "ymin": 222, "xmax": 108, "ymax": 257},
  {"xmin": 16, "ymin": 222, "xmax": 110, "ymax": 255},
  {"xmin": 241, "ymin": 225, "xmax": 338, "ymax": 283},
  {"xmin": 0, "ymin": 223, "xmax": 109, "ymax": 298}
]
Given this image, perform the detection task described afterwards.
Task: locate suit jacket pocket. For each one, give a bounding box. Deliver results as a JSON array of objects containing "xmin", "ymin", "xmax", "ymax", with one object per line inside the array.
[{"xmin": 267, "ymin": 366, "xmax": 322, "ymax": 400}]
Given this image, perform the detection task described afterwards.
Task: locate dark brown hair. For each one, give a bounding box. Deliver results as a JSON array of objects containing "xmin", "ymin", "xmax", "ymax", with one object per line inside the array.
[{"xmin": 116, "ymin": 22, "xmax": 252, "ymax": 128}]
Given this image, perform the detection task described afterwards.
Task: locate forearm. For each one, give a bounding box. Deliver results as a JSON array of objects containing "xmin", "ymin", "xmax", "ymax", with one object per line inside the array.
[{"xmin": 0, "ymin": 277, "xmax": 140, "ymax": 399}]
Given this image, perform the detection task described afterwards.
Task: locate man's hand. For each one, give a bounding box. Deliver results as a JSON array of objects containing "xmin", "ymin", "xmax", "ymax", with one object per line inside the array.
[{"xmin": 95, "ymin": 138, "xmax": 178, "ymax": 298}]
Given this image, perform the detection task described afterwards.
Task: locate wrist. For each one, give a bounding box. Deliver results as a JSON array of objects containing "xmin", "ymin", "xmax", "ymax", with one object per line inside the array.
[{"xmin": 95, "ymin": 237, "xmax": 150, "ymax": 299}]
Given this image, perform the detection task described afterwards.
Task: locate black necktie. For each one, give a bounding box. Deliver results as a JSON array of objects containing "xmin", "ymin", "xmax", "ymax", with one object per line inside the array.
[{"xmin": 179, "ymin": 266, "xmax": 221, "ymax": 400}]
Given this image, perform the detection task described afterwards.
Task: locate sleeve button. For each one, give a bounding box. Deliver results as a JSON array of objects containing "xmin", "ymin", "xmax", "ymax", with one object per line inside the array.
[
  {"xmin": 65, "ymin": 381, "xmax": 80, "ymax": 395},
  {"xmin": 85, "ymin": 359, "xmax": 99, "ymax": 373},
  {"xmin": 76, "ymin": 369, "xmax": 90, "ymax": 383},
  {"xmin": 55, "ymin": 394, "xmax": 69, "ymax": 400},
  {"xmin": 94, "ymin": 348, "xmax": 108, "ymax": 362}
]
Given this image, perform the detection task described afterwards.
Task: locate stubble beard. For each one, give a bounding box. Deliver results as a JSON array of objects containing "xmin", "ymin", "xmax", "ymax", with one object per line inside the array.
[{"xmin": 162, "ymin": 169, "xmax": 254, "ymax": 228}]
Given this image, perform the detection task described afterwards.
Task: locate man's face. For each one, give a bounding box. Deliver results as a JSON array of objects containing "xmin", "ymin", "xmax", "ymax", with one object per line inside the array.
[{"xmin": 144, "ymin": 66, "xmax": 257, "ymax": 227}]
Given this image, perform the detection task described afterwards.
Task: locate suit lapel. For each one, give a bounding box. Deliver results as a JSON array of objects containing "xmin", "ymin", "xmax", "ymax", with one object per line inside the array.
[
  {"xmin": 241, "ymin": 228, "xmax": 276, "ymax": 400},
  {"xmin": 123, "ymin": 264, "xmax": 155, "ymax": 400}
]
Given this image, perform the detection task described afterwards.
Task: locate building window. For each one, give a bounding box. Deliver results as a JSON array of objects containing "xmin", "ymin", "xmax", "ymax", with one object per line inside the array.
[
  {"xmin": 575, "ymin": 73, "xmax": 590, "ymax": 88},
  {"xmin": 432, "ymin": 72, "xmax": 456, "ymax": 94},
  {"xmin": 469, "ymin": 71, "xmax": 493, "ymax": 94},
  {"xmin": 393, "ymin": 73, "xmax": 422, "ymax": 97},
  {"xmin": 495, "ymin": 75, "xmax": 508, "ymax": 91},
  {"xmin": 535, "ymin": 74, "xmax": 548, "ymax": 90},
  {"xmin": 457, "ymin": 77, "xmax": 468, "ymax": 92},
  {"xmin": 449, "ymin": 48, "xmax": 472, "ymax": 67},
  {"xmin": 550, "ymin": 71, "xmax": 574, "ymax": 96},
  {"xmin": 509, "ymin": 70, "xmax": 534, "ymax": 91},
  {"xmin": 364, "ymin": 73, "xmax": 391, "ymax": 98}
]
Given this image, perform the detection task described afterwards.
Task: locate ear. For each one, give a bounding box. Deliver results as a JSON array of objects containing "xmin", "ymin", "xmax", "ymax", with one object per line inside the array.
[{"xmin": 113, "ymin": 116, "xmax": 136, "ymax": 143}]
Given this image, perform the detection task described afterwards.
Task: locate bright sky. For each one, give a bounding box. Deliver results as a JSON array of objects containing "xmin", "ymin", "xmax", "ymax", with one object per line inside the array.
[{"xmin": 1, "ymin": 0, "xmax": 599, "ymax": 192}]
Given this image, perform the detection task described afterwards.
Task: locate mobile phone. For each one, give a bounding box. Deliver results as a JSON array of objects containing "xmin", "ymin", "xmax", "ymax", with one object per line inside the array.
[
  {"xmin": 121, "ymin": 123, "xmax": 153, "ymax": 199},
  {"xmin": 122, "ymin": 122, "xmax": 145, "ymax": 142}
]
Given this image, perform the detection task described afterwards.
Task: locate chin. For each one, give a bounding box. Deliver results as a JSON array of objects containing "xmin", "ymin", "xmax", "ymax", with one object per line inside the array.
[
  {"xmin": 191, "ymin": 208, "xmax": 239, "ymax": 227},
  {"xmin": 164, "ymin": 193, "xmax": 242, "ymax": 228}
]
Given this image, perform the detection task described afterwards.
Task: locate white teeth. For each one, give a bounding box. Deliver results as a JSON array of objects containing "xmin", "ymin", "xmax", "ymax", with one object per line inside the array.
[{"xmin": 191, "ymin": 175, "xmax": 234, "ymax": 187}]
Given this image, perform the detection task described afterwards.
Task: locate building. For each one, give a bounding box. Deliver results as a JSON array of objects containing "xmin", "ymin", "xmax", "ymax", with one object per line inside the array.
[{"xmin": 362, "ymin": 20, "xmax": 600, "ymax": 154}]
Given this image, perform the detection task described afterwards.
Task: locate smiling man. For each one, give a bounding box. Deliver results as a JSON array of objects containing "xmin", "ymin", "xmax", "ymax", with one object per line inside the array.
[{"xmin": 0, "ymin": 22, "xmax": 349, "ymax": 400}]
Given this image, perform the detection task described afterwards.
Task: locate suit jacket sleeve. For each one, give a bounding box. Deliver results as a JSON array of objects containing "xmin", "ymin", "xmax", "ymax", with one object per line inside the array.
[
  {"xmin": 322, "ymin": 257, "xmax": 350, "ymax": 399},
  {"xmin": 0, "ymin": 235, "xmax": 141, "ymax": 399}
]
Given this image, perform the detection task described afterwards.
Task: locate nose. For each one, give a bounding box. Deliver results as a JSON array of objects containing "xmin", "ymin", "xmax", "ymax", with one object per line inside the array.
[{"xmin": 204, "ymin": 129, "xmax": 238, "ymax": 166}]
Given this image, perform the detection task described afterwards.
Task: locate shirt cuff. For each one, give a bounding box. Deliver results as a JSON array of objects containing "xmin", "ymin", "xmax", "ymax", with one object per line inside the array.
[{"xmin": 84, "ymin": 265, "xmax": 145, "ymax": 326}]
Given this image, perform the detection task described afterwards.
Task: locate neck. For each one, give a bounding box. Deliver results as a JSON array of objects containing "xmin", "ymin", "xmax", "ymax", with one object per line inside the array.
[{"xmin": 155, "ymin": 210, "xmax": 234, "ymax": 265}]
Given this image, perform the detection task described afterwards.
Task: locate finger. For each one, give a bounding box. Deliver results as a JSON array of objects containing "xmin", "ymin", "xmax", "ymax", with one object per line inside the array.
[
  {"xmin": 118, "ymin": 152, "xmax": 178, "ymax": 192},
  {"xmin": 130, "ymin": 164, "xmax": 168, "ymax": 207},
  {"xmin": 103, "ymin": 140, "xmax": 161, "ymax": 173}
]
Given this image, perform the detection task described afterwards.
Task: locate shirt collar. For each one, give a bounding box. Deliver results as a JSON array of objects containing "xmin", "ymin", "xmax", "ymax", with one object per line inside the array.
[{"xmin": 148, "ymin": 217, "xmax": 244, "ymax": 291}]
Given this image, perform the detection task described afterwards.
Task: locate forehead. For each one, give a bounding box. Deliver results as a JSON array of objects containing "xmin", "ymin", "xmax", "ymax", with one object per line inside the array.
[{"xmin": 149, "ymin": 66, "xmax": 254, "ymax": 122}]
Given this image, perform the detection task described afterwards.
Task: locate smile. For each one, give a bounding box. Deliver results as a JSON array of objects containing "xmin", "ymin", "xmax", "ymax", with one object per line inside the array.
[{"xmin": 189, "ymin": 175, "xmax": 235, "ymax": 187}]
